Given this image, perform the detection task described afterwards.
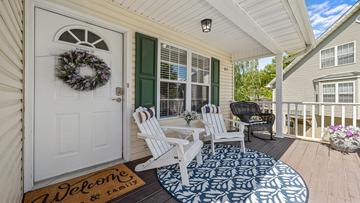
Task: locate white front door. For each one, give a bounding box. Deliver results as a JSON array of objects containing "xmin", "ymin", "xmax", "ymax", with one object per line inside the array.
[{"xmin": 34, "ymin": 8, "xmax": 124, "ymax": 182}]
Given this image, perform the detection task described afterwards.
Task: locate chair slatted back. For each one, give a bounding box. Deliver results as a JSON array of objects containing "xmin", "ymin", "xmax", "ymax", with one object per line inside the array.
[
  {"xmin": 201, "ymin": 105, "xmax": 227, "ymax": 136},
  {"xmin": 133, "ymin": 107, "xmax": 172, "ymax": 159}
]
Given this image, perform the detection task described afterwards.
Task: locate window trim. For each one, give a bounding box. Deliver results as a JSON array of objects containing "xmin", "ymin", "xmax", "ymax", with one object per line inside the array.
[
  {"xmin": 319, "ymin": 41, "xmax": 356, "ymax": 69},
  {"xmin": 157, "ymin": 40, "xmax": 212, "ymax": 119},
  {"xmin": 321, "ymin": 81, "xmax": 356, "ymax": 103}
]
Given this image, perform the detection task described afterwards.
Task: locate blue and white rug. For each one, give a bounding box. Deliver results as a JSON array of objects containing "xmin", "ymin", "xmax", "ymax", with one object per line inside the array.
[{"xmin": 157, "ymin": 144, "xmax": 308, "ymax": 203}]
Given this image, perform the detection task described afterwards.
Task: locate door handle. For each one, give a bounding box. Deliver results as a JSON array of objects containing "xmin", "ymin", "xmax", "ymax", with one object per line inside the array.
[{"xmin": 112, "ymin": 97, "xmax": 122, "ymax": 103}]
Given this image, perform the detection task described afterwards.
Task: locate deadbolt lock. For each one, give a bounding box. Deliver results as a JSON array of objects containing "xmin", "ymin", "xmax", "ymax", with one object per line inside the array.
[{"xmin": 116, "ymin": 87, "xmax": 123, "ymax": 96}]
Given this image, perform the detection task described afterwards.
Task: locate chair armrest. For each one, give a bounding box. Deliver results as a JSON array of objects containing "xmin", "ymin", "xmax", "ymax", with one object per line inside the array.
[
  {"xmin": 198, "ymin": 119, "xmax": 213, "ymax": 127},
  {"xmin": 256, "ymin": 113, "xmax": 275, "ymax": 124},
  {"xmin": 223, "ymin": 118, "xmax": 248, "ymax": 126},
  {"xmin": 137, "ymin": 133, "xmax": 189, "ymax": 145},
  {"xmin": 161, "ymin": 126, "xmax": 205, "ymax": 133}
]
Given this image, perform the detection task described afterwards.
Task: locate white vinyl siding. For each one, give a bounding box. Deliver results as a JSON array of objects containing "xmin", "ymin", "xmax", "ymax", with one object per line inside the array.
[
  {"xmin": 320, "ymin": 41, "xmax": 355, "ymax": 68},
  {"xmin": 322, "ymin": 82, "xmax": 355, "ymax": 103},
  {"xmin": 0, "ymin": 0, "xmax": 24, "ymax": 202}
]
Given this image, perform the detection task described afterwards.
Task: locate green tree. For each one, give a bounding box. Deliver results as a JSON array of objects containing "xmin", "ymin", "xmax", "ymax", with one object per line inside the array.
[{"xmin": 234, "ymin": 54, "xmax": 294, "ymax": 101}]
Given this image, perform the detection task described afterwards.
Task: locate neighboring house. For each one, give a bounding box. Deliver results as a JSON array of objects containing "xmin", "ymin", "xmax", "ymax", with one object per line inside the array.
[{"xmin": 270, "ymin": 2, "xmax": 360, "ymax": 105}]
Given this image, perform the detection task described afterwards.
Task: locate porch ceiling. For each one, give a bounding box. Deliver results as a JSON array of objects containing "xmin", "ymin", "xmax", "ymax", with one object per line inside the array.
[{"xmin": 111, "ymin": 0, "xmax": 314, "ymax": 61}]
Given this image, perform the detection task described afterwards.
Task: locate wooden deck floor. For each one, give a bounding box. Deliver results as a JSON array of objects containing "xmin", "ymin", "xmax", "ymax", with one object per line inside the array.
[{"xmin": 110, "ymin": 136, "xmax": 360, "ymax": 203}]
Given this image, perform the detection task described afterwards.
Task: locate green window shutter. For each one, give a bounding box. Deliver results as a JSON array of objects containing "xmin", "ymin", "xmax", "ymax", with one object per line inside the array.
[
  {"xmin": 135, "ymin": 33, "xmax": 158, "ymax": 108},
  {"xmin": 211, "ymin": 57, "xmax": 220, "ymax": 106}
]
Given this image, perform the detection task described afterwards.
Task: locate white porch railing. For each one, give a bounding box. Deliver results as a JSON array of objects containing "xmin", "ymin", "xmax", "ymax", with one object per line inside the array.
[{"xmin": 254, "ymin": 101, "xmax": 360, "ymax": 142}]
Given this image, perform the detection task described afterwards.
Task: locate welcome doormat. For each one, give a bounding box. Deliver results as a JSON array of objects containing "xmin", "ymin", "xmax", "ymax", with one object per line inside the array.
[{"xmin": 23, "ymin": 164, "xmax": 145, "ymax": 203}]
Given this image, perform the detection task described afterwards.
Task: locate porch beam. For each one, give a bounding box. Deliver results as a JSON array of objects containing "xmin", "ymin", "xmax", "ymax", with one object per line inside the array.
[
  {"xmin": 275, "ymin": 52, "xmax": 284, "ymax": 138},
  {"xmin": 206, "ymin": 0, "xmax": 282, "ymax": 54}
]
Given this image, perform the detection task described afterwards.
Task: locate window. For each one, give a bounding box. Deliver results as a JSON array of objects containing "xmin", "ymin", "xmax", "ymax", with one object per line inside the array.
[
  {"xmin": 322, "ymin": 84, "xmax": 336, "ymax": 102},
  {"xmin": 158, "ymin": 42, "xmax": 211, "ymax": 117},
  {"xmin": 338, "ymin": 82, "xmax": 354, "ymax": 103},
  {"xmin": 337, "ymin": 42, "xmax": 354, "ymax": 65},
  {"xmin": 57, "ymin": 28, "xmax": 109, "ymax": 51},
  {"xmin": 322, "ymin": 82, "xmax": 355, "ymax": 103},
  {"xmin": 320, "ymin": 41, "xmax": 355, "ymax": 68},
  {"xmin": 191, "ymin": 53, "xmax": 210, "ymax": 112},
  {"xmin": 321, "ymin": 48, "xmax": 335, "ymax": 68},
  {"xmin": 159, "ymin": 43, "xmax": 187, "ymax": 117}
]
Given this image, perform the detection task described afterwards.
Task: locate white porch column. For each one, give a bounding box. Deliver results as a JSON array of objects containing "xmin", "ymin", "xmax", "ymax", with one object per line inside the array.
[{"xmin": 275, "ymin": 52, "xmax": 284, "ymax": 138}]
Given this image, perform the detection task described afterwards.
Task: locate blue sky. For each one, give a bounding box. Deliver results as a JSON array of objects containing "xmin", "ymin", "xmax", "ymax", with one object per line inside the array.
[{"xmin": 258, "ymin": 0, "xmax": 357, "ymax": 69}]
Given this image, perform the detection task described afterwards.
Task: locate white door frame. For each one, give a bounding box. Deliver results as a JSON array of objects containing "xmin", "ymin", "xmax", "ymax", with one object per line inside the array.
[{"xmin": 24, "ymin": 0, "xmax": 132, "ymax": 192}]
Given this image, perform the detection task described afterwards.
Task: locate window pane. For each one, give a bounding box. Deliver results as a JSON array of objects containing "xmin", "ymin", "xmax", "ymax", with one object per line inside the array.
[
  {"xmin": 170, "ymin": 64, "xmax": 178, "ymax": 80},
  {"xmin": 338, "ymin": 83, "xmax": 354, "ymax": 103},
  {"xmin": 323, "ymin": 84, "xmax": 335, "ymax": 93},
  {"xmin": 339, "ymin": 94, "xmax": 353, "ymax": 103},
  {"xmin": 87, "ymin": 31, "xmax": 101, "ymax": 43},
  {"xmin": 160, "ymin": 82, "xmax": 186, "ymax": 117},
  {"xmin": 321, "ymin": 47, "xmax": 335, "ymax": 68},
  {"xmin": 191, "ymin": 53, "xmax": 210, "ymax": 84},
  {"xmin": 70, "ymin": 29, "xmax": 85, "ymax": 41},
  {"xmin": 160, "ymin": 43, "xmax": 187, "ymax": 82},
  {"xmin": 160, "ymin": 62, "xmax": 170, "ymax": 79},
  {"xmin": 323, "ymin": 84, "xmax": 336, "ymax": 102},
  {"xmin": 94, "ymin": 40, "xmax": 109, "ymax": 51},
  {"xmin": 191, "ymin": 68, "xmax": 198, "ymax": 82},
  {"xmin": 191, "ymin": 85, "xmax": 209, "ymax": 112},
  {"xmin": 323, "ymin": 95, "xmax": 336, "ymax": 102},
  {"xmin": 161, "ymin": 44, "xmax": 170, "ymax": 61},
  {"xmin": 58, "ymin": 31, "xmax": 78, "ymax": 43},
  {"xmin": 337, "ymin": 42, "xmax": 354, "ymax": 65},
  {"xmin": 178, "ymin": 65, "xmax": 187, "ymax": 81},
  {"xmin": 160, "ymin": 43, "xmax": 188, "ymax": 117}
]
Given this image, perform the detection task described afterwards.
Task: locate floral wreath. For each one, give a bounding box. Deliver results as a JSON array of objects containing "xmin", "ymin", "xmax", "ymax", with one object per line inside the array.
[{"xmin": 56, "ymin": 50, "xmax": 111, "ymax": 91}]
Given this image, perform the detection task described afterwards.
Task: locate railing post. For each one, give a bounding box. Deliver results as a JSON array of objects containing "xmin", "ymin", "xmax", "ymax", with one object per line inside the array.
[
  {"xmin": 275, "ymin": 52, "xmax": 283, "ymax": 138},
  {"xmin": 341, "ymin": 105, "xmax": 345, "ymax": 126},
  {"xmin": 311, "ymin": 104, "xmax": 315, "ymax": 139},
  {"xmin": 331, "ymin": 105, "xmax": 335, "ymax": 126},
  {"xmin": 303, "ymin": 104, "xmax": 306, "ymax": 137},
  {"xmin": 321, "ymin": 105, "xmax": 324, "ymax": 139},
  {"xmin": 287, "ymin": 103, "xmax": 290, "ymax": 134},
  {"xmin": 295, "ymin": 104, "xmax": 298, "ymax": 136},
  {"xmin": 353, "ymin": 105, "xmax": 357, "ymax": 127}
]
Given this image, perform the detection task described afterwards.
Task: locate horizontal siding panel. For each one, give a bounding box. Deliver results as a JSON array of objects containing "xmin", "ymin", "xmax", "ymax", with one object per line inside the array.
[
  {"xmin": 0, "ymin": 53, "xmax": 23, "ymax": 79},
  {"xmin": 0, "ymin": 0, "xmax": 23, "ymax": 202},
  {"xmin": 0, "ymin": 91, "xmax": 22, "ymax": 102},
  {"xmin": 0, "ymin": 42, "xmax": 23, "ymax": 69},
  {"xmin": 0, "ymin": 1, "xmax": 22, "ymax": 41},
  {"xmin": 0, "ymin": 18, "xmax": 22, "ymax": 55},
  {"xmin": 0, "ymin": 70, "xmax": 22, "ymax": 89},
  {"xmin": 0, "ymin": 103, "xmax": 22, "ymax": 120}
]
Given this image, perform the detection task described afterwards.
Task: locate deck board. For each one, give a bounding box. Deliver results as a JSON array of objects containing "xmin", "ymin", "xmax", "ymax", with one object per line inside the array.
[{"xmin": 109, "ymin": 136, "xmax": 360, "ymax": 203}]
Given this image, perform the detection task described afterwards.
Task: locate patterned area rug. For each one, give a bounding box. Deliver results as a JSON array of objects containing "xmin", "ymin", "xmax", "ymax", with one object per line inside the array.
[{"xmin": 157, "ymin": 144, "xmax": 308, "ymax": 203}]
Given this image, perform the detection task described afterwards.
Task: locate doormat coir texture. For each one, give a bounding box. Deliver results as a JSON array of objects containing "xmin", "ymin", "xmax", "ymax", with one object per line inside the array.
[{"xmin": 23, "ymin": 164, "xmax": 145, "ymax": 203}]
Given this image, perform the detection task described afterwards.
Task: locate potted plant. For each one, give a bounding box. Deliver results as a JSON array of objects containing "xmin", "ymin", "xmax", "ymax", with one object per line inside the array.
[
  {"xmin": 324, "ymin": 125, "xmax": 360, "ymax": 153},
  {"xmin": 181, "ymin": 111, "xmax": 199, "ymax": 126}
]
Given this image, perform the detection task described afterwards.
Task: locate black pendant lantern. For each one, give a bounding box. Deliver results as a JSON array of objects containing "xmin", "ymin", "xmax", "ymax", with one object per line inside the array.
[{"xmin": 201, "ymin": 19, "xmax": 212, "ymax": 33}]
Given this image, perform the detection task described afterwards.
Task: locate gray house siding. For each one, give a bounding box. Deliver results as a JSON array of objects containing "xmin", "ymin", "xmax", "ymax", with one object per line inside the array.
[{"xmin": 282, "ymin": 9, "xmax": 360, "ymax": 104}]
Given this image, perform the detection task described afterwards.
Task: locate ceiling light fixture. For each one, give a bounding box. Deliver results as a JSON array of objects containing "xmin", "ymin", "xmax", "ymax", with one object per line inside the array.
[{"xmin": 201, "ymin": 19, "xmax": 212, "ymax": 33}]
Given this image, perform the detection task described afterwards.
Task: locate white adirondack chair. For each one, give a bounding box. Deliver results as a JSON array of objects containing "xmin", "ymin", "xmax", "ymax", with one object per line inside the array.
[
  {"xmin": 133, "ymin": 107, "xmax": 204, "ymax": 185},
  {"xmin": 201, "ymin": 104, "xmax": 246, "ymax": 155}
]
